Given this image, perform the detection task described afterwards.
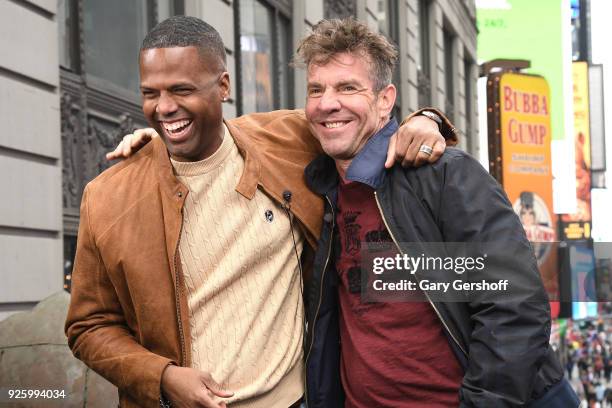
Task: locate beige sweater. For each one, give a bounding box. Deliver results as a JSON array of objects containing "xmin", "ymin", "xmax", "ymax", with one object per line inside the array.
[{"xmin": 171, "ymin": 127, "xmax": 304, "ymax": 408}]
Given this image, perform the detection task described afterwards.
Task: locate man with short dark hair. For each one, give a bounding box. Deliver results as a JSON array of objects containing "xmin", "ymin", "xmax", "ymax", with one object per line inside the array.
[
  {"xmin": 298, "ymin": 18, "xmax": 579, "ymax": 407},
  {"xmin": 65, "ymin": 16, "xmax": 454, "ymax": 408}
]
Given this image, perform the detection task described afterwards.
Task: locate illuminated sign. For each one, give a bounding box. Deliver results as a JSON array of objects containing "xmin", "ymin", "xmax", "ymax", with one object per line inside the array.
[
  {"xmin": 561, "ymin": 62, "xmax": 592, "ymax": 240},
  {"xmin": 488, "ymin": 72, "xmax": 559, "ymax": 311}
]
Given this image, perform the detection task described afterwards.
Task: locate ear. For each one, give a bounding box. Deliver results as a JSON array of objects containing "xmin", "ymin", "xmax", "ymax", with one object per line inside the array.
[
  {"xmin": 219, "ymin": 71, "xmax": 231, "ymax": 101},
  {"xmin": 377, "ymin": 83, "xmax": 397, "ymax": 117}
]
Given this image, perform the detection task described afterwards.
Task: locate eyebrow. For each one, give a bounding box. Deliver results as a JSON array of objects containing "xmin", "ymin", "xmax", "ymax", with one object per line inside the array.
[
  {"xmin": 307, "ymin": 78, "xmax": 366, "ymax": 89},
  {"xmin": 169, "ymin": 83, "xmax": 196, "ymax": 90},
  {"xmin": 336, "ymin": 79, "xmax": 365, "ymax": 88},
  {"xmin": 139, "ymin": 82, "xmax": 195, "ymax": 91}
]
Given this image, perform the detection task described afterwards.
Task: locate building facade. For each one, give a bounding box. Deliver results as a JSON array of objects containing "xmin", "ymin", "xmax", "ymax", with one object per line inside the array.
[{"xmin": 0, "ymin": 0, "xmax": 478, "ymax": 319}]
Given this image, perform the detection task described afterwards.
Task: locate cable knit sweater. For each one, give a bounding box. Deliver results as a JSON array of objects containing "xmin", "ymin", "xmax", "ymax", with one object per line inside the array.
[{"xmin": 170, "ymin": 126, "xmax": 305, "ymax": 407}]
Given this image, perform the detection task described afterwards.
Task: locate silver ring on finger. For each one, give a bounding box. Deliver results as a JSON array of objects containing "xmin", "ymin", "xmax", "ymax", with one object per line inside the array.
[{"xmin": 419, "ymin": 145, "xmax": 433, "ymax": 156}]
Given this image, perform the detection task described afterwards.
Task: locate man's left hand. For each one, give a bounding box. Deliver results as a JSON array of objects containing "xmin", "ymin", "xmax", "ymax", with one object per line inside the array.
[{"xmin": 386, "ymin": 115, "xmax": 445, "ymax": 168}]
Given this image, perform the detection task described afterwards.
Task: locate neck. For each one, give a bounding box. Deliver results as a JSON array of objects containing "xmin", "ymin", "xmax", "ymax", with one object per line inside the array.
[
  {"xmin": 171, "ymin": 123, "xmax": 224, "ymax": 162},
  {"xmin": 333, "ymin": 117, "xmax": 390, "ymax": 180},
  {"xmin": 335, "ymin": 159, "xmax": 351, "ymax": 180}
]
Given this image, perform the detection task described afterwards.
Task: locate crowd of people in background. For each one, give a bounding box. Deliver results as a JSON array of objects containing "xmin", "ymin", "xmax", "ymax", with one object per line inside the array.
[{"xmin": 566, "ymin": 318, "xmax": 612, "ymax": 407}]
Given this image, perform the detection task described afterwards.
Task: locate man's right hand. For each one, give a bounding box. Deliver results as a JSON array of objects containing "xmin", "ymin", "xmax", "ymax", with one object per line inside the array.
[
  {"xmin": 105, "ymin": 128, "xmax": 158, "ymax": 160},
  {"xmin": 161, "ymin": 365, "xmax": 233, "ymax": 408}
]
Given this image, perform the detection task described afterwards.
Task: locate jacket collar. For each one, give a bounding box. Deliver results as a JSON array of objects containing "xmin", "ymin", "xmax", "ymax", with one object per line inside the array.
[
  {"xmin": 224, "ymin": 119, "xmax": 262, "ymax": 199},
  {"xmin": 345, "ymin": 117, "xmax": 398, "ymax": 189},
  {"xmin": 305, "ymin": 117, "xmax": 397, "ymax": 194}
]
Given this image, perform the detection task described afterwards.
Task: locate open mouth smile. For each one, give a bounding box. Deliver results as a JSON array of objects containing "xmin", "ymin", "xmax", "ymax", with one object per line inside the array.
[
  {"xmin": 160, "ymin": 119, "xmax": 193, "ymax": 142},
  {"xmin": 321, "ymin": 120, "xmax": 351, "ymax": 129}
]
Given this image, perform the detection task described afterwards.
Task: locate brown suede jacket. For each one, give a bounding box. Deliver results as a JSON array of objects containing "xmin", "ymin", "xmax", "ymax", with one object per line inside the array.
[{"xmin": 64, "ymin": 108, "xmax": 456, "ymax": 407}]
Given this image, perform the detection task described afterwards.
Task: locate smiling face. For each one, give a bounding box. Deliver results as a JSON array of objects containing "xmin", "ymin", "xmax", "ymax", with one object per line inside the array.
[
  {"xmin": 304, "ymin": 52, "xmax": 396, "ymax": 164},
  {"xmin": 139, "ymin": 46, "xmax": 229, "ymax": 162}
]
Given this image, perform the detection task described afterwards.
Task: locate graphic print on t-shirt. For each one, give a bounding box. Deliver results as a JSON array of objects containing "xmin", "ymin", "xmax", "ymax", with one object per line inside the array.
[{"xmin": 342, "ymin": 211, "xmax": 362, "ymax": 255}]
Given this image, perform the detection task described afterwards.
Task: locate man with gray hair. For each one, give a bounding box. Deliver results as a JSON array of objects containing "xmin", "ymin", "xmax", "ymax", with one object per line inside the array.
[{"xmin": 299, "ymin": 18, "xmax": 579, "ymax": 407}]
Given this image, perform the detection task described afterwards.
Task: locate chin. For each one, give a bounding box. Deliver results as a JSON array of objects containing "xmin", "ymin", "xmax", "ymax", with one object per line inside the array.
[{"xmin": 322, "ymin": 146, "xmax": 352, "ymax": 160}]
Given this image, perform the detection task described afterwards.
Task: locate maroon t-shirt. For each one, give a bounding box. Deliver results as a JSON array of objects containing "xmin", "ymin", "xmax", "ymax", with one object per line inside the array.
[{"xmin": 336, "ymin": 179, "xmax": 464, "ymax": 408}]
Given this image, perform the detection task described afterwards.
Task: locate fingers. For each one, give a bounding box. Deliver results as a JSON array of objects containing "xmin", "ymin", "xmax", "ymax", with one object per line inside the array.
[
  {"xmin": 106, "ymin": 128, "xmax": 158, "ymax": 161},
  {"xmin": 201, "ymin": 373, "xmax": 233, "ymax": 398},
  {"xmin": 132, "ymin": 128, "xmax": 156, "ymax": 148},
  {"xmin": 392, "ymin": 128, "xmax": 417, "ymax": 167},
  {"xmin": 105, "ymin": 140, "xmax": 124, "ymax": 161},
  {"xmin": 411, "ymin": 139, "xmax": 445, "ymax": 166},
  {"xmin": 412, "ymin": 149, "xmax": 430, "ymax": 167},
  {"xmin": 198, "ymin": 388, "xmax": 226, "ymax": 408},
  {"xmin": 122, "ymin": 134, "xmax": 134, "ymax": 157},
  {"xmin": 401, "ymin": 136, "xmax": 421, "ymax": 167},
  {"xmin": 396, "ymin": 114, "xmax": 447, "ymax": 167},
  {"xmin": 428, "ymin": 139, "xmax": 446, "ymax": 163}
]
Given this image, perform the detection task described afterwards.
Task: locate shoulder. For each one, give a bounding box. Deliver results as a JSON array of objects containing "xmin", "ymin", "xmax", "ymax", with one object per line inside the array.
[
  {"xmin": 229, "ymin": 109, "xmax": 307, "ymax": 127},
  {"xmin": 396, "ymin": 147, "xmax": 487, "ymax": 180},
  {"xmin": 431, "ymin": 147, "xmax": 481, "ymax": 169},
  {"xmin": 389, "ymin": 148, "xmax": 500, "ymax": 203},
  {"xmin": 227, "ymin": 110, "xmax": 321, "ymax": 152},
  {"xmin": 87, "ymin": 139, "xmax": 157, "ymax": 192},
  {"xmin": 83, "ymin": 139, "xmax": 162, "ymax": 223}
]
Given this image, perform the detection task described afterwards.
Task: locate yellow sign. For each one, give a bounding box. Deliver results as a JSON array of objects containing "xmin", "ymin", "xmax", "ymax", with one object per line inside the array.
[
  {"xmin": 498, "ymin": 73, "xmax": 557, "ymax": 300},
  {"xmin": 561, "ymin": 62, "xmax": 592, "ymax": 236}
]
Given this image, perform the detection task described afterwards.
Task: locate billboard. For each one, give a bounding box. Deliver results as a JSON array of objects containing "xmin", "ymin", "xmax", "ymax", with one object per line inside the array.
[
  {"xmin": 561, "ymin": 61, "xmax": 592, "ymax": 240},
  {"xmin": 569, "ymin": 241, "xmax": 598, "ymax": 320},
  {"xmin": 487, "ymin": 72, "xmax": 559, "ymax": 307},
  {"xmin": 477, "ymin": 0, "xmax": 576, "ymax": 214}
]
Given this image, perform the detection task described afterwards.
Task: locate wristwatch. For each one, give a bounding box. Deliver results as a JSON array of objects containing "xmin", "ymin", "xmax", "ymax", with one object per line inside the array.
[{"xmin": 418, "ymin": 110, "xmax": 457, "ymax": 140}]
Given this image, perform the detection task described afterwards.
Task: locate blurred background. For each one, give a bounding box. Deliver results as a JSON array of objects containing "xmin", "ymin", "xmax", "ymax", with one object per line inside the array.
[{"xmin": 0, "ymin": 0, "xmax": 611, "ymax": 406}]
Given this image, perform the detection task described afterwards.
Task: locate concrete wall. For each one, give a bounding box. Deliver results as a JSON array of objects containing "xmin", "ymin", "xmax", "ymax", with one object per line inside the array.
[
  {"xmin": 0, "ymin": 0, "xmax": 62, "ymax": 321},
  {"xmin": 293, "ymin": 0, "xmax": 325, "ymax": 108}
]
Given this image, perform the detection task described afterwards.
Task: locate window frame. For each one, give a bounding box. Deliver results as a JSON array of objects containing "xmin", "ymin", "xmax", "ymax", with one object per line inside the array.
[
  {"xmin": 234, "ymin": 0, "xmax": 294, "ymax": 116},
  {"xmin": 417, "ymin": 0, "xmax": 432, "ymax": 107}
]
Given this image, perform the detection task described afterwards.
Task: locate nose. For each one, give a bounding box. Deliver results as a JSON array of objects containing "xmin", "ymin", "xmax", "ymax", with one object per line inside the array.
[
  {"xmin": 318, "ymin": 88, "xmax": 341, "ymax": 113},
  {"xmin": 156, "ymin": 92, "xmax": 179, "ymax": 117}
]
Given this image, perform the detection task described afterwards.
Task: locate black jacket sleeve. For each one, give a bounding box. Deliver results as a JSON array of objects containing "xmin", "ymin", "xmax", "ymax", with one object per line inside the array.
[{"xmin": 437, "ymin": 152, "xmax": 551, "ymax": 407}]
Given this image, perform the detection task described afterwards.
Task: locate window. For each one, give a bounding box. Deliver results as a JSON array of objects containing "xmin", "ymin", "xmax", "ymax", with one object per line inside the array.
[
  {"xmin": 83, "ymin": 0, "xmax": 151, "ymax": 95},
  {"xmin": 59, "ymin": 0, "xmax": 184, "ymax": 96},
  {"xmin": 417, "ymin": 0, "xmax": 431, "ymax": 106},
  {"xmin": 58, "ymin": 0, "xmax": 78, "ymax": 71},
  {"xmin": 378, "ymin": 0, "xmax": 402, "ymax": 118},
  {"xmin": 237, "ymin": 0, "xmax": 293, "ymax": 115},
  {"xmin": 443, "ymin": 28, "xmax": 455, "ymax": 121},
  {"xmin": 158, "ymin": 0, "xmax": 185, "ymax": 21}
]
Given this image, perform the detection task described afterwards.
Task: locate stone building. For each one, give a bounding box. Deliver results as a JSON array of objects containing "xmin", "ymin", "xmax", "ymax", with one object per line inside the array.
[{"xmin": 0, "ymin": 0, "xmax": 478, "ymax": 319}]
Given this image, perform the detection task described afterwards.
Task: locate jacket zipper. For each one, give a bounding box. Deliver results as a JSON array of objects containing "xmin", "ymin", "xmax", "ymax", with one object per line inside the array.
[
  {"xmin": 173, "ymin": 208, "xmax": 187, "ymax": 366},
  {"xmin": 304, "ymin": 195, "xmax": 335, "ymax": 407},
  {"xmin": 374, "ymin": 191, "xmax": 468, "ymax": 357}
]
